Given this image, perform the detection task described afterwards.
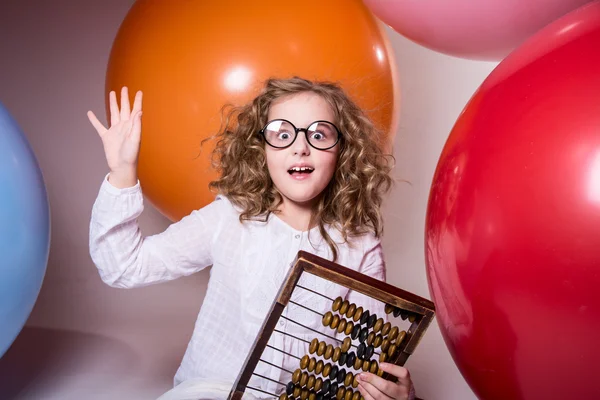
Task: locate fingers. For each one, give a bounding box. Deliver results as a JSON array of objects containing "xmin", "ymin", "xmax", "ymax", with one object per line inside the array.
[
  {"xmin": 358, "ymin": 372, "xmax": 396, "ymax": 399},
  {"xmin": 87, "ymin": 110, "xmax": 107, "ymax": 136},
  {"xmin": 131, "ymin": 90, "xmax": 143, "ymax": 115},
  {"xmin": 381, "ymin": 363, "xmax": 411, "ymax": 384},
  {"xmin": 131, "ymin": 110, "xmax": 143, "ymax": 141},
  {"xmin": 109, "ymin": 90, "xmax": 119, "ymax": 126},
  {"xmin": 120, "ymin": 86, "xmax": 131, "ymax": 121}
]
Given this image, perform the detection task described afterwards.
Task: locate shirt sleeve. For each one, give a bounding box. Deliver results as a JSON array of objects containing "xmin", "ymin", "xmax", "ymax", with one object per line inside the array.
[
  {"xmin": 88, "ymin": 174, "xmax": 227, "ymax": 288},
  {"xmin": 345, "ymin": 236, "xmax": 388, "ymax": 325}
]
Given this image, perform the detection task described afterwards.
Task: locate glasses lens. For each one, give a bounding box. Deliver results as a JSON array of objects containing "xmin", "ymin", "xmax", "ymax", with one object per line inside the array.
[
  {"xmin": 264, "ymin": 120, "xmax": 295, "ymax": 148},
  {"xmin": 307, "ymin": 121, "xmax": 338, "ymax": 149}
]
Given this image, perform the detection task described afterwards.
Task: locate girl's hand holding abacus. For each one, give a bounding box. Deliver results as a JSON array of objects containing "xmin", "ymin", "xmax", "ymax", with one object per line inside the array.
[
  {"xmin": 87, "ymin": 86, "xmax": 143, "ymax": 189},
  {"xmin": 357, "ymin": 363, "xmax": 416, "ymax": 400}
]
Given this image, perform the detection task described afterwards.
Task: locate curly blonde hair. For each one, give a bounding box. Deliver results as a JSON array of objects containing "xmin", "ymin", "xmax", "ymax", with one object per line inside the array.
[{"xmin": 208, "ymin": 77, "xmax": 394, "ymax": 261}]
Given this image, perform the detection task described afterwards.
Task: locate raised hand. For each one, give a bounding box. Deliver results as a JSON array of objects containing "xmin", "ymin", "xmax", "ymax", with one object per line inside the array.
[
  {"xmin": 356, "ymin": 363, "xmax": 415, "ymax": 400},
  {"xmin": 88, "ymin": 86, "xmax": 143, "ymax": 188}
]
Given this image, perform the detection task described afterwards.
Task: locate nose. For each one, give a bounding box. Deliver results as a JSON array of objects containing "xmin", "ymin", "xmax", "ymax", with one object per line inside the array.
[{"xmin": 291, "ymin": 129, "xmax": 311, "ymax": 156}]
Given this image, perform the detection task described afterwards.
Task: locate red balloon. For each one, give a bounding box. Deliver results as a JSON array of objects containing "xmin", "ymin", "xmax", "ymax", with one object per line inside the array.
[{"xmin": 425, "ymin": 2, "xmax": 600, "ymax": 399}]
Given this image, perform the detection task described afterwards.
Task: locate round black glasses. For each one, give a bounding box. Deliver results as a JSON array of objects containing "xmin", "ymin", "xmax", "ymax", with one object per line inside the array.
[{"xmin": 259, "ymin": 119, "xmax": 342, "ymax": 150}]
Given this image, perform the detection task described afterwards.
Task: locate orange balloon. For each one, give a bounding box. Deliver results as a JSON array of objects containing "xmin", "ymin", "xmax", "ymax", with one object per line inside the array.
[{"xmin": 106, "ymin": 0, "xmax": 399, "ymax": 221}]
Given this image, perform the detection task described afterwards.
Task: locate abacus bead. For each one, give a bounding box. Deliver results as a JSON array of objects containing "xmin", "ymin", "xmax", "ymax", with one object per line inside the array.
[
  {"xmin": 393, "ymin": 308, "xmax": 401, "ymax": 318},
  {"xmin": 381, "ymin": 322, "xmax": 391, "ymax": 336},
  {"xmin": 324, "ymin": 344, "xmax": 334, "ymax": 360},
  {"xmin": 318, "ymin": 341, "xmax": 327, "ymax": 356},
  {"xmin": 322, "ymin": 312, "xmax": 333, "ymax": 327},
  {"xmin": 359, "ymin": 310, "xmax": 370, "ymax": 325},
  {"xmin": 369, "ymin": 361, "xmax": 379, "ymax": 374},
  {"xmin": 301, "ymin": 355, "xmax": 310, "ymax": 369},
  {"xmin": 341, "ymin": 337, "xmax": 351, "ymax": 353},
  {"xmin": 310, "ymin": 338, "xmax": 319, "ymax": 354},
  {"xmin": 389, "ymin": 326, "xmax": 399, "ymax": 341},
  {"xmin": 316, "ymin": 359, "xmax": 324, "ymax": 374},
  {"xmin": 340, "ymin": 300, "xmax": 350, "ymax": 315},
  {"xmin": 315, "ymin": 377, "xmax": 323, "ymax": 392},
  {"xmin": 345, "ymin": 320, "xmax": 354, "ymax": 335},
  {"xmin": 287, "ymin": 381, "xmax": 295, "ymax": 394},
  {"xmin": 330, "ymin": 365, "xmax": 339, "ymax": 380},
  {"xmin": 400, "ymin": 310, "xmax": 408, "ymax": 320},
  {"xmin": 330, "ymin": 382, "xmax": 339, "ymax": 396},
  {"xmin": 279, "ymin": 393, "xmax": 287, "ymax": 400},
  {"xmin": 307, "ymin": 375, "xmax": 315, "ymax": 389},
  {"xmin": 384, "ymin": 304, "xmax": 394, "ymax": 314},
  {"xmin": 365, "ymin": 345, "xmax": 374, "ymax": 359},
  {"xmin": 353, "ymin": 307, "xmax": 363, "ymax": 322},
  {"xmin": 351, "ymin": 324, "xmax": 361, "ymax": 340},
  {"xmin": 300, "ymin": 371, "xmax": 308, "ymax": 386},
  {"xmin": 323, "ymin": 363, "xmax": 332, "ymax": 377},
  {"xmin": 322, "ymin": 379, "xmax": 331, "ymax": 394},
  {"xmin": 346, "ymin": 303, "xmax": 356, "ymax": 318},
  {"xmin": 362, "ymin": 360, "xmax": 370, "ymax": 372},
  {"xmin": 388, "ymin": 344, "xmax": 397, "ymax": 358},
  {"xmin": 336, "ymin": 386, "xmax": 345, "ymax": 399},
  {"xmin": 367, "ymin": 314, "xmax": 377, "ymax": 329},
  {"xmin": 294, "ymin": 386, "xmax": 301, "ymax": 397},
  {"xmin": 377, "ymin": 367, "xmax": 384, "ymax": 377},
  {"xmin": 337, "ymin": 318, "xmax": 347, "ymax": 333},
  {"xmin": 409, "ymin": 314, "xmax": 417, "ymax": 323},
  {"xmin": 379, "ymin": 352, "xmax": 388, "ymax": 363},
  {"xmin": 332, "ymin": 297, "xmax": 343, "ymax": 312},
  {"xmin": 309, "ymin": 393, "xmax": 316, "ymax": 400},
  {"xmin": 316, "ymin": 394, "xmax": 324, "ymax": 400},
  {"xmin": 367, "ymin": 332, "xmax": 375, "ymax": 346},
  {"xmin": 301, "ymin": 387, "xmax": 308, "ymax": 400},
  {"xmin": 308, "ymin": 357, "xmax": 317, "ymax": 372},
  {"xmin": 381, "ymin": 338, "xmax": 390, "ymax": 352},
  {"xmin": 344, "ymin": 371, "xmax": 353, "ymax": 386},
  {"xmin": 331, "ymin": 314, "xmax": 340, "ymax": 329},
  {"xmin": 338, "ymin": 352, "xmax": 347, "ymax": 367},
  {"xmin": 344, "ymin": 389, "xmax": 352, "ymax": 400},
  {"xmin": 396, "ymin": 330, "xmax": 407, "ymax": 345},
  {"xmin": 337, "ymin": 368, "xmax": 346, "ymax": 383},
  {"xmin": 333, "ymin": 347, "xmax": 341, "ymax": 362},
  {"xmin": 373, "ymin": 334, "xmax": 383, "ymax": 348},
  {"xmin": 373, "ymin": 318, "xmax": 383, "ymax": 333},
  {"xmin": 359, "ymin": 327, "xmax": 368, "ymax": 343},
  {"xmin": 357, "ymin": 342, "xmax": 365, "ymax": 359},
  {"xmin": 293, "ymin": 368, "xmax": 302, "ymax": 383},
  {"xmin": 352, "ymin": 375, "xmax": 359, "ymax": 388},
  {"xmin": 352, "ymin": 391, "xmax": 361, "ymax": 400},
  {"xmin": 353, "ymin": 355, "xmax": 362, "ymax": 370},
  {"xmin": 346, "ymin": 352, "xmax": 356, "ymax": 368}
]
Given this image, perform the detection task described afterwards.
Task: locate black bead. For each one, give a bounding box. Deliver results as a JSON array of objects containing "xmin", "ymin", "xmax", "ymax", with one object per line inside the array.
[
  {"xmin": 316, "ymin": 393, "xmax": 324, "ymax": 400},
  {"xmin": 357, "ymin": 343, "xmax": 366, "ymax": 359},
  {"xmin": 329, "ymin": 365, "xmax": 339, "ymax": 381},
  {"xmin": 351, "ymin": 324, "xmax": 361, "ymax": 340},
  {"xmin": 400, "ymin": 311, "xmax": 409, "ymax": 320},
  {"xmin": 359, "ymin": 327, "xmax": 369, "ymax": 343},
  {"xmin": 365, "ymin": 345, "xmax": 374, "ymax": 359},
  {"xmin": 322, "ymin": 379, "xmax": 331, "ymax": 394},
  {"xmin": 346, "ymin": 352, "xmax": 356, "ymax": 368},
  {"xmin": 286, "ymin": 381, "xmax": 294, "ymax": 394},
  {"xmin": 367, "ymin": 314, "xmax": 377, "ymax": 329},
  {"xmin": 393, "ymin": 307, "xmax": 401, "ymax": 318},
  {"xmin": 330, "ymin": 382, "xmax": 338, "ymax": 396},
  {"xmin": 338, "ymin": 352, "xmax": 347, "ymax": 366},
  {"xmin": 337, "ymin": 368, "xmax": 346, "ymax": 383},
  {"xmin": 360, "ymin": 310, "xmax": 370, "ymax": 325}
]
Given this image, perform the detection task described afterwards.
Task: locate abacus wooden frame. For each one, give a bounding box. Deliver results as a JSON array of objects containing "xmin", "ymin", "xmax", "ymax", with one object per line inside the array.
[{"xmin": 229, "ymin": 251, "xmax": 435, "ymax": 399}]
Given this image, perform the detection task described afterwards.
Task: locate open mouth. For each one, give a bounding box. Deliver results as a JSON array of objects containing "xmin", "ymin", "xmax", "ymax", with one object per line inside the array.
[{"xmin": 288, "ymin": 166, "xmax": 314, "ymax": 175}]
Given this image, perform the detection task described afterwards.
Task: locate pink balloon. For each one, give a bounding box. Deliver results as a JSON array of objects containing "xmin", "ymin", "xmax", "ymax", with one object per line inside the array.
[{"xmin": 363, "ymin": 0, "xmax": 594, "ymax": 60}]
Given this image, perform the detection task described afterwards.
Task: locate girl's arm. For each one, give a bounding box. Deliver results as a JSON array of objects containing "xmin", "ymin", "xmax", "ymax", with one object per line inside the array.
[{"xmin": 89, "ymin": 175, "xmax": 225, "ymax": 288}]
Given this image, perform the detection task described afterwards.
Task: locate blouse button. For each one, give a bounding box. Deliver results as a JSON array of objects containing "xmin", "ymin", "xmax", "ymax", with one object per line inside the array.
[{"xmin": 295, "ymin": 234, "xmax": 300, "ymax": 239}]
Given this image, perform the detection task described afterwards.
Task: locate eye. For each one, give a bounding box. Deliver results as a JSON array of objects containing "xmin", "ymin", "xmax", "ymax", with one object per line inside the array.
[
  {"xmin": 310, "ymin": 131, "xmax": 325, "ymax": 141},
  {"xmin": 278, "ymin": 131, "xmax": 293, "ymax": 140}
]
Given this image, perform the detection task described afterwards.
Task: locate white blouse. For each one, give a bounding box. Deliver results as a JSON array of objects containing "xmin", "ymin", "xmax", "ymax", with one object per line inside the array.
[{"xmin": 89, "ymin": 175, "xmax": 387, "ymax": 398}]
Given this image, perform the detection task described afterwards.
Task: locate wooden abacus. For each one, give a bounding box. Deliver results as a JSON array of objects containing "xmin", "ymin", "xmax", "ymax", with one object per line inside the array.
[{"xmin": 228, "ymin": 251, "xmax": 435, "ymax": 400}]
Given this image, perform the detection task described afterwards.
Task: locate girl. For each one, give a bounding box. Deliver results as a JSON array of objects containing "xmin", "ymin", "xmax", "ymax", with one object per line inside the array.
[{"xmin": 88, "ymin": 78, "xmax": 416, "ymax": 400}]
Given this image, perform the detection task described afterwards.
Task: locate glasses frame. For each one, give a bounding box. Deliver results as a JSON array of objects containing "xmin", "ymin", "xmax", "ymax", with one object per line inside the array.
[{"xmin": 259, "ymin": 118, "xmax": 342, "ymax": 150}]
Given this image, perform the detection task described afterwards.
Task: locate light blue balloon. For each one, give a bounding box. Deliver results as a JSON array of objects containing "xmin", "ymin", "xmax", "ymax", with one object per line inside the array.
[{"xmin": 0, "ymin": 102, "xmax": 50, "ymax": 358}]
